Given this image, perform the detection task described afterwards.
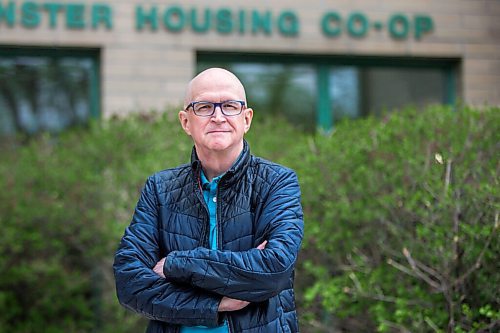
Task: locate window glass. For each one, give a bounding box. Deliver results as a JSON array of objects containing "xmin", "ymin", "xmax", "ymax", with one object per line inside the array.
[
  {"xmin": 329, "ymin": 67, "xmax": 361, "ymax": 122},
  {"xmin": 197, "ymin": 62, "xmax": 317, "ymax": 131},
  {"xmin": 0, "ymin": 51, "xmax": 98, "ymax": 136},
  {"xmin": 361, "ymin": 67, "xmax": 446, "ymax": 115}
]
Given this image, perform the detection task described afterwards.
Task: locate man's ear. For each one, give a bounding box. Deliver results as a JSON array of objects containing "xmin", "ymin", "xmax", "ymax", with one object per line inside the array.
[
  {"xmin": 178, "ymin": 110, "xmax": 191, "ymax": 135},
  {"xmin": 244, "ymin": 108, "xmax": 253, "ymax": 133}
]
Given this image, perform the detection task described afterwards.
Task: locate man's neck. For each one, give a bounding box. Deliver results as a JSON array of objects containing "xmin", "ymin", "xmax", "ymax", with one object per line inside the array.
[{"xmin": 196, "ymin": 142, "xmax": 243, "ymax": 181}]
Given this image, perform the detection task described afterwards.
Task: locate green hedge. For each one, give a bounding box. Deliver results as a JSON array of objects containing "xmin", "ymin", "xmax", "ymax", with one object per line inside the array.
[
  {"xmin": 0, "ymin": 106, "xmax": 498, "ymax": 332},
  {"xmin": 289, "ymin": 106, "xmax": 499, "ymax": 332}
]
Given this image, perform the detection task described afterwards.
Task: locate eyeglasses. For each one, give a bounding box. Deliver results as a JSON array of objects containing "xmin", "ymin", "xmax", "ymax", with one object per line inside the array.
[{"xmin": 185, "ymin": 100, "xmax": 246, "ymax": 117}]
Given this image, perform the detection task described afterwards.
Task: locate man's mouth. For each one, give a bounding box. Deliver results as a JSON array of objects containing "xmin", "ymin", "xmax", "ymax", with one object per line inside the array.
[{"xmin": 207, "ymin": 130, "xmax": 230, "ymax": 133}]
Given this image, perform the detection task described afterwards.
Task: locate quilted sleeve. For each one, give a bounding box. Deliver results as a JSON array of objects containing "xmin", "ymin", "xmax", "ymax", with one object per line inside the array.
[
  {"xmin": 113, "ymin": 176, "xmax": 222, "ymax": 327},
  {"xmin": 164, "ymin": 168, "xmax": 304, "ymax": 303}
]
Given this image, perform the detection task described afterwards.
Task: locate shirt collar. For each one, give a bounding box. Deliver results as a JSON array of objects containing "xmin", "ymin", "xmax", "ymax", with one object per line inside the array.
[
  {"xmin": 191, "ymin": 139, "xmax": 251, "ymax": 188},
  {"xmin": 200, "ymin": 169, "xmax": 223, "ymax": 189}
]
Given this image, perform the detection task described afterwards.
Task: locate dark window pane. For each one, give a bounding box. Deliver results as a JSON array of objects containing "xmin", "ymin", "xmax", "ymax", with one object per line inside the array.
[
  {"xmin": 361, "ymin": 67, "xmax": 446, "ymax": 115},
  {"xmin": 0, "ymin": 50, "xmax": 98, "ymax": 136}
]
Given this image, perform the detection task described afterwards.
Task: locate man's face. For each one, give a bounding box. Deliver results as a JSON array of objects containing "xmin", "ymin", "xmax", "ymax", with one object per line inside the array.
[{"xmin": 179, "ymin": 70, "xmax": 253, "ymax": 153}]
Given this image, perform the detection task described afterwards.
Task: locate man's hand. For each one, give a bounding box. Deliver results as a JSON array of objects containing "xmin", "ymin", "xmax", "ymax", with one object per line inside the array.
[
  {"xmin": 256, "ymin": 240, "xmax": 267, "ymax": 250},
  {"xmin": 218, "ymin": 296, "xmax": 250, "ymax": 312},
  {"xmin": 153, "ymin": 257, "xmax": 166, "ymax": 278}
]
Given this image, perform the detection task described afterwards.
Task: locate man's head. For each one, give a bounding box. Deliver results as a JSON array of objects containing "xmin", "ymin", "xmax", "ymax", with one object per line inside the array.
[{"xmin": 179, "ymin": 68, "xmax": 253, "ymax": 154}]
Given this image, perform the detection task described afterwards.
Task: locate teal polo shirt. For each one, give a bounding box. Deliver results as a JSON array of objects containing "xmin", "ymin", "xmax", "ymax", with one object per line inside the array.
[{"xmin": 179, "ymin": 170, "xmax": 229, "ymax": 333}]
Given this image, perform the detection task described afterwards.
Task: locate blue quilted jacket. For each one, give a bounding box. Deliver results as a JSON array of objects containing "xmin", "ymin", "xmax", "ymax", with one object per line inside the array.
[{"xmin": 113, "ymin": 141, "xmax": 304, "ymax": 332}]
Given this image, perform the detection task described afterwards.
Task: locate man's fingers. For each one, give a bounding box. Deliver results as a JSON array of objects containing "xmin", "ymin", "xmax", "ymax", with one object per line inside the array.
[
  {"xmin": 218, "ymin": 296, "xmax": 250, "ymax": 312},
  {"xmin": 256, "ymin": 240, "xmax": 267, "ymax": 250},
  {"xmin": 153, "ymin": 257, "xmax": 166, "ymax": 278}
]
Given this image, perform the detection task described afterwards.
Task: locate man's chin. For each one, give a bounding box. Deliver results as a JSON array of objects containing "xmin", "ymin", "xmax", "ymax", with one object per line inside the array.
[
  {"xmin": 201, "ymin": 138, "xmax": 230, "ymax": 150},
  {"xmin": 207, "ymin": 143, "xmax": 231, "ymax": 151}
]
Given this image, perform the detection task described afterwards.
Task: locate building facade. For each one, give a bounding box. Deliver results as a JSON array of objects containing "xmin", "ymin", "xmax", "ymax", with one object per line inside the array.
[{"xmin": 1, "ymin": 0, "xmax": 499, "ymax": 134}]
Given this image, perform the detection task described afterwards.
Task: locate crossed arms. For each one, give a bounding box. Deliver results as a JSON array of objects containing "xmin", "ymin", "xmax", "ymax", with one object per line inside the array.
[{"xmin": 113, "ymin": 170, "xmax": 304, "ymax": 327}]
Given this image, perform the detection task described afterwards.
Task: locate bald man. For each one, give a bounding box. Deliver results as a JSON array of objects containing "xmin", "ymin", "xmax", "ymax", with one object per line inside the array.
[{"xmin": 113, "ymin": 68, "xmax": 304, "ymax": 333}]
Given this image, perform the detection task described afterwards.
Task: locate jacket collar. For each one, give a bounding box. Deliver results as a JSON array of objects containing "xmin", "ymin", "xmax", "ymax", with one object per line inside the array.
[{"xmin": 190, "ymin": 140, "xmax": 251, "ymax": 188}]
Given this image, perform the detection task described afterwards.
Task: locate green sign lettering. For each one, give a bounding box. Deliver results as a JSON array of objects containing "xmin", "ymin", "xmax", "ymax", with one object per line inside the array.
[
  {"xmin": 66, "ymin": 3, "xmax": 85, "ymax": 29},
  {"xmin": 347, "ymin": 12, "xmax": 368, "ymax": 38},
  {"xmin": 136, "ymin": 5, "xmax": 158, "ymax": 31},
  {"xmin": 191, "ymin": 8, "xmax": 210, "ymax": 33},
  {"xmin": 321, "ymin": 12, "xmax": 341, "ymax": 37},
  {"xmin": 216, "ymin": 8, "xmax": 232, "ymax": 34},
  {"xmin": 43, "ymin": 3, "xmax": 62, "ymax": 28},
  {"xmin": 278, "ymin": 10, "xmax": 299, "ymax": 36},
  {"xmin": 163, "ymin": 6, "xmax": 185, "ymax": 32},
  {"xmin": 0, "ymin": 1, "xmax": 15, "ymax": 27},
  {"xmin": 415, "ymin": 15, "xmax": 433, "ymax": 40},
  {"xmin": 21, "ymin": 1, "xmax": 40, "ymax": 28},
  {"xmin": 92, "ymin": 4, "xmax": 112, "ymax": 29},
  {"xmin": 251, "ymin": 10, "xmax": 271, "ymax": 35},
  {"xmin": 0, "ymin": 2, "xmax": 434, "ymax": 41},
  {"xmin": 238, "ymin": 10, "xmax": 246, "ymax": 34},
  {"xmin": 389, "ymin": 14, "xmax": 409, "ymax": 39}
]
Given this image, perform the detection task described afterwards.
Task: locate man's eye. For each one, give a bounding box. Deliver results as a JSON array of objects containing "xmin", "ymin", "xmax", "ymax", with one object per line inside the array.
[
  {"xmin": 223, "ymin": 103, "xmax": 238, "ymax": 110},
  {"xmin": 196, "ymin": 104, "xmax": 212, "ymax": 111}
]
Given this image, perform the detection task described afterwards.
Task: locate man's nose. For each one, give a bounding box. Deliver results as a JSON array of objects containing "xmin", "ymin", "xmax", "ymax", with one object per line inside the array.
[{"xmin": 211, "ymin": 105, "xmax": 226, "ymax": 122}]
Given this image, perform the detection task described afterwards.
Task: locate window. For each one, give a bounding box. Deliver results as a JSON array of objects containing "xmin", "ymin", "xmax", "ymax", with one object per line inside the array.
[
  {"xmin": 0, "ymin": 47, "xmax": 100, "ymax": 136},
  {"xmin": 359, "ymin": 67, "xmax": 447, "ymax": 115},
  {"xmin": 197, "ymin": 62, "xmax": 317, "ymax": 131},
  {"xmin": 198, "ymin": 52, "xmax": 458, "ymax": 131},
  {"xmin": 329, "ymin": 66, "xmax": 361, "ymax": 121}
]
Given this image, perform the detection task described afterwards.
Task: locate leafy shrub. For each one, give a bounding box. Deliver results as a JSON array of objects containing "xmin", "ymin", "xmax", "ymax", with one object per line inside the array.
[
  {"xmin": 0, "ymin": 106, "xmax": 497, "ymax": 332},
  {"xmin": 290, "ymin": 106, "xmax": 499, "ymax": 332},
  {"xmin": 0, "ymin": 111, "xmax": 191, "ymax": 332}
]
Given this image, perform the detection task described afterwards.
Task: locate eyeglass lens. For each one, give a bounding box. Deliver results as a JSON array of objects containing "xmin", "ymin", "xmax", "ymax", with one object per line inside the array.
[{"xmin": 193, "ymin": 101, "xmax": 243, "ymax": 116}]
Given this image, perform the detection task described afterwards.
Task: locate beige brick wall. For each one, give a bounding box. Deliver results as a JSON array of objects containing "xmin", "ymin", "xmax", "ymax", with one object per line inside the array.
[{"xmin": 1, "ymin": 0, "xmax": 499, "ymax": 116}]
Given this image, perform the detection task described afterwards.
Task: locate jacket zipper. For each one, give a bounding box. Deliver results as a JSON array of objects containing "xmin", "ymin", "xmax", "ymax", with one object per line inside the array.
[
  {"xmin": 216, "ymin": 184, "xmax": 221, "ymax": 249},
  {"xmin": 199, "ymin": 173, "xmax": 232, "ymax": 331},
  {"xmin": 227, "ymin": 316, "xmax": 234, "ymax": 333},
  {"xmin": 196, "ymin": 173, "xmax": 210, "ymax": 247},
  {"xmin": 216, "ymin": 182, "xmax": 233, "ymax": 333}
]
